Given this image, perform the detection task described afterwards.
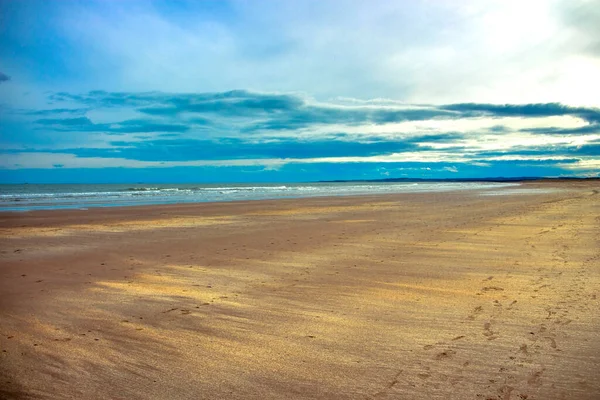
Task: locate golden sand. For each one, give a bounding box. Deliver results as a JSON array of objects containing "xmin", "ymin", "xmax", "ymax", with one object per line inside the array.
[{"xmin": 1, "ymin": 182, "xmax": 598, "ymax": 399}]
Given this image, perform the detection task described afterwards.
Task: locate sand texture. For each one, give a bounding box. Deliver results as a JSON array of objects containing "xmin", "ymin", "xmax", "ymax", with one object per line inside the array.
[{"xmin": 1, "ymin": 182, "xmax": 599, "ymax": 399}]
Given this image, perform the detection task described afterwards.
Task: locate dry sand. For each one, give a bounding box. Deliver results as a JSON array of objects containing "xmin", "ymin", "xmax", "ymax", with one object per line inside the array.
[{"xmin": 0, "ymin": 181, "xmax": 599, "ymax": 400}]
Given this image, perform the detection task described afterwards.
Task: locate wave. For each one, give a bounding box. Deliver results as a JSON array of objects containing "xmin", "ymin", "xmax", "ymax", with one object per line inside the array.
[
  {"xmin": 124, "ymin": 187, "xmax": 161, "ymax": 192},
  {"xmin": 0, "ymin": 182, "xmax": 520, "ymax": 211},
  {"xmin": 0, "ymin": 186, "xmax": 291, "ymax": 202},
  {"xmin": 121, "ymin": 185, "xmax": 291, "ymax": 192}
]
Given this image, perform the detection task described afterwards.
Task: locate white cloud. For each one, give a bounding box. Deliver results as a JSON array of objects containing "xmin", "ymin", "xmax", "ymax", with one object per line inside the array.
[
  {"xmin": 296, "ymin": 115, "xmax": 588, "ymax": 138},
  {"xmin": 560, "ymin": 158, "xmax": 600, "ymax": 171},
  {"xmin": 48, "ymin": 0, "xmax": 600, "ymax": 106}
]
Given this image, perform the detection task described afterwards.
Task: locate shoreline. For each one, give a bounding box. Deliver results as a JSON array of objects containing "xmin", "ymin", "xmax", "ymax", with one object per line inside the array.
[
  {"xmin": 0, "ymin": 180, "xmax": 568, "ymax": 216},
  {"xmin": 1, "ymin": 181, "xmax": 599, "ymax": 399},
  {"xmin": 0, "ymin": 181, "xmax": 551, "ymax": 228},
  {"xmin": 4, "ymin": 178, "xmax": 595, "ymax": 215},
  {"xmin": 0, "ymin": 181, "xmax": 524, "ymax": 213}
]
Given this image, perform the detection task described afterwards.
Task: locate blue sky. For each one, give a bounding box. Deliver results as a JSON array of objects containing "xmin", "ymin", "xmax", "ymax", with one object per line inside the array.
[{"xmin": 1, "ymin": 0, "xmax": 599, "ymax": 183}]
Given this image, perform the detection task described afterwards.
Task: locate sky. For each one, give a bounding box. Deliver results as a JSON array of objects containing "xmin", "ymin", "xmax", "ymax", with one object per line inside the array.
[{"xmin": 1, "ymin": 0, "xmax": 599, "ymax": 183}]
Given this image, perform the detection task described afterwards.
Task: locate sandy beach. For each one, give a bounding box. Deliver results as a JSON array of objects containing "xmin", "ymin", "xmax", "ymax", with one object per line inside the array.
[{"xmin": 0, "ymin": 181, "xmax": 598, "ymax": 400}]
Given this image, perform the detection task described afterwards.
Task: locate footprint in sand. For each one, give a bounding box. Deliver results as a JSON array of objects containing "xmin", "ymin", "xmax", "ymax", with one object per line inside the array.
[
  {"xmin": 527, "ymin": 369, "xmax": 545, "ymax": 386},
  {"xmin": 497, "ymin": 385, "xmax": 515, "ymax": 400},
  {"xmin": 544, "ymin": 337, "xmax": 558, "ymax": 349},
  {"xmin": 555, "ymin": 318, "xmax": 572, "ymax": 325},
  {"xmin": 435, "ymin": 349, "xmax": 456, "ymax": 360},
  {"xmin": 417, "ymin": 372, "xmax": 431, "ymax": 380},
  {"xmin": 481, "ymin": 286, "xmax": 504, "ymax": 292},
  {"xmin": 483, "ymin": 322, "xmax": 499, "ymax": 340},
  {"xmin": 520, "ymin": 343, "xmax": 528, "ymax": 352},
  {"xmin": 467, "ymin": 305, "xmax": 484, "ymax": 320}
]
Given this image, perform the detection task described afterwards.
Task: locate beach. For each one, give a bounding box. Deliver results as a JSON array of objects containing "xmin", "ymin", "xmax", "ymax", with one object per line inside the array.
[{"xmin": 0, "ymin": 181, "xmax": 599, "ymax": 399}]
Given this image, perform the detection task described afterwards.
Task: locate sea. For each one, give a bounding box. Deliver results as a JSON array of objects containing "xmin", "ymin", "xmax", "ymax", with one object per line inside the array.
[{"xmin": 0, "ymin": 182, "xmax": 520, "ymax": 212}]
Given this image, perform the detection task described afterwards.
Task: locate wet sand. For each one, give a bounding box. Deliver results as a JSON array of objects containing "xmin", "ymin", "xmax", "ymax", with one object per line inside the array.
[{"xmin": 1, "ymin": 182, "xmax": 599, "ymax": 399}]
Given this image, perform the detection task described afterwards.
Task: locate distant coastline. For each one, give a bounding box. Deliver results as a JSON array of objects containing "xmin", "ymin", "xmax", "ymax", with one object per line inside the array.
[{"xmin": 320, "ymin": 176, "xmax": 600, "ymax": 183}]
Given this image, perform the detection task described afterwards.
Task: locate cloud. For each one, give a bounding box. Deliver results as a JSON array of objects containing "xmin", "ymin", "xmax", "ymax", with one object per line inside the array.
[
  {"xmin": 2, "ymin": 0, "xmax": 599, "ymax": 182},
  {"xmin": 558, "ymin": 0, "xmax": 600, "ymax": 57},
  {"xmin": 522, "ymin": 126, "xmax": 600, "ymax": 135},
  {"xmin": 140, "ymin": 91, "xmax": 305, "ymax": 116},
  {"xmin": 568, "ymin": 143, "xmax": 600, "ymax": 156},
  {"xmin": 39, "ymin": 90, "xmax": 600, "ymax": 135},
  {"xmin": 12, "ymin": 0, "xmax": 593, "ymax": 105},
  {"xmin": 2, "ymin": 0, "xmax": 599, "ymax": 115},
  {"xmin": 26, "ymin": 108, "xmax": 89, "ymax": 116},
  {"xmin": 36, "ymin": 117, "xmax": 93, "ymax": 126},
  {"xmin": 441, "ymin": 103, "xmax": 600, "ymax": 124},
  {"xmin": 0, "ymin": 158, "xmax": 582, "ymax": 184},
  {"xmin": 51, "ymin": 90, "xmax": 456, "ymax": 129},
  {"xmin": 34, "ymin": 116, "xmax": 190, "ymax": 134},
  {"xmin": 0, "ymin": 72, "xmax": 10, "ymax": 83},
  {"xmin": 2, "ymin": 89, "xmax": 599, "ymax": 179},
  {"xmin": 9, "ymin": 137, "xmax": 427, "ymax": 162}
]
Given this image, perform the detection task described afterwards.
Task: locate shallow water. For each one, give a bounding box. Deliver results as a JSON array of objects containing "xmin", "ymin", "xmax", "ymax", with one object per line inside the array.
[
  {"xmin": 479, "ymin": 187, "xmax": 561, "ymax": 196},
  {"xmin": 0, "ymin": 181, "xmax": 519, "ymax": 211}
]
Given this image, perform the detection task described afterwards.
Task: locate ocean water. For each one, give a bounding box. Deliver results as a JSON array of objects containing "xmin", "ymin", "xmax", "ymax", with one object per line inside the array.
[{"xmin": 0, "ymin": 182, "xmax": 519, "ymax": 212}]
